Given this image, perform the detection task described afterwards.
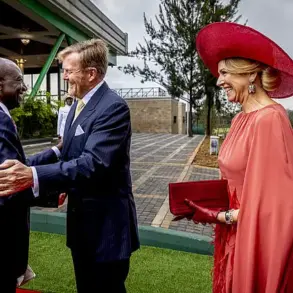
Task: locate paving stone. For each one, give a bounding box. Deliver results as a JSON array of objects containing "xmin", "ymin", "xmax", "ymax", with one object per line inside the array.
[
  {"xmin": 192, "ymin": 166, "xmax": 220, "ymax": 176},
  {"xmin": 188, "ymin": 173, "xmax": 219, "ymax": 181},
  {"xmin": 130, "ymin": 163, "xmax": 153, "ymax": 170},
  {"xmin": 155, "ymin": 165, "xmax": 185, "ymax": 178},
  {"xmin": 135, "ymin": 177, "xmax": 170, "ymax": 195},
  {"xmin": 130, "ymin": 170, "xmax": 145, "ymax": 182},
  {"xmin": 165, "ymin": 159, "xmax": 188, "ymax": 164}
]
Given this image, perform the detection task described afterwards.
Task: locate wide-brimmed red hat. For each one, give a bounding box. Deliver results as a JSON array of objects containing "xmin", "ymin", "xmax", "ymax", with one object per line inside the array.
[{"xmin": 196, "ymin": 22, "xmax": 293, "ymax": 99}]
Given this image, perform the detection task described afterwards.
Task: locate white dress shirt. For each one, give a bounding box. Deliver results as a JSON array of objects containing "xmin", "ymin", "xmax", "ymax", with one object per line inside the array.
[
  {"xmin": 57, "ymin": 104, "xmax": 72, "ymax": 137},
  {"xmin": 32, "ymin": 80, "xmax": 105, "ymax": 197}
]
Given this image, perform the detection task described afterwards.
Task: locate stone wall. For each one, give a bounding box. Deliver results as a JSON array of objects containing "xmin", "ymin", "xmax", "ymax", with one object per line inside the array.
[{"xmin": 125, "ymin": 97, "xmax": 186, "ymax": 134}]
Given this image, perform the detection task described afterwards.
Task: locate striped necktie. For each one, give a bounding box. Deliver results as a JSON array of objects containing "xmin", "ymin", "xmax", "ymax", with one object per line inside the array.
[{"xmin": 74, "ymin": 99, "xmax": 85, "ymax": 120}]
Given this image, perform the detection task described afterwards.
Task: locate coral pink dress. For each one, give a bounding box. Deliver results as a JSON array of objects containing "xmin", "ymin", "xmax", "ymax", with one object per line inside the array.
[{"xmin": 215, "ymin": 104, "xmax": 293, "ymax": 293}]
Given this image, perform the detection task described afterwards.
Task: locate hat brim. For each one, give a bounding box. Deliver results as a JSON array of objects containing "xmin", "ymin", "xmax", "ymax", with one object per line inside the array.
[
  {"xmin": 196, "ymin": 22, "xmax": 293, "ymax": 99},
  {"xmin": 62, "ymin": 95, "xmax": 73, "ymax": 101}
]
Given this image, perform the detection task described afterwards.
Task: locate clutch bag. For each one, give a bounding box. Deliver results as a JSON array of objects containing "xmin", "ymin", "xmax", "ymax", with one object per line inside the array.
[{"xmin": 169, "ymin": 179, "xmax": 229, "ymax": 216}]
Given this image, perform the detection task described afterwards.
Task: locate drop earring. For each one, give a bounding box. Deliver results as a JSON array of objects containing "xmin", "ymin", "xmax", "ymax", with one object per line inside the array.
[{"xmin": 248, "ymin": 81, "xmax": 256, "ymax": 94}]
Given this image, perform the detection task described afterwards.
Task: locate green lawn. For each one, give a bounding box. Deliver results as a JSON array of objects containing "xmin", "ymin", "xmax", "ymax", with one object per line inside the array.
[{"xmin": 24, "ymin": 231, "xmax": 212, "ymax": 293}]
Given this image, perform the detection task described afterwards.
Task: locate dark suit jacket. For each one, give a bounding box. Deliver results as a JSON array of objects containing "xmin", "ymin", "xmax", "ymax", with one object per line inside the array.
[
  {"xmin": 0, "ymin": 107, "xmax": 58, "ymax": 278},
  {"xmin": 35, "ymin": 82, "xmax": 140, "ymax": 262}
]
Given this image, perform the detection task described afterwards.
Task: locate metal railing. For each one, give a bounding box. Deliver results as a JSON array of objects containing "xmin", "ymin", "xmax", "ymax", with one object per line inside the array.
[{"xmin": 113, "ymin": 87, "xmax": 168, "ymax": 99}]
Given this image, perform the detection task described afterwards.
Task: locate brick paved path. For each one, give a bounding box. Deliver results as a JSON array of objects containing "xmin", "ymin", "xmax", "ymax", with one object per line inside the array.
[{"xmin": 26, "ymin": 133, "xmax": 220, "ymax": 237}]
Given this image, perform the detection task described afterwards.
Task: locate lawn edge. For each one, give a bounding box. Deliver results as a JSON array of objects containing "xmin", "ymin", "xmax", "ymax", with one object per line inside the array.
[{"xmin": 30, "ymin": 210, "xmax": 214, "ymax": 256}]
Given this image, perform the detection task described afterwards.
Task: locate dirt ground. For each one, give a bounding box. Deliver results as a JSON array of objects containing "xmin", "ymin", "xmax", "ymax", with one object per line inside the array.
[{"xmin": 193, "ymin": 136, "xmax": 223, "ymax": 168}]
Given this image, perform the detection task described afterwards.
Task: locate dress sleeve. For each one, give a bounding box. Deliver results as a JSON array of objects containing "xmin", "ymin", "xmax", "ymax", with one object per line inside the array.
[{"xmin": 232, "ymin": 109, "xmax": 293, "ymax": 292}]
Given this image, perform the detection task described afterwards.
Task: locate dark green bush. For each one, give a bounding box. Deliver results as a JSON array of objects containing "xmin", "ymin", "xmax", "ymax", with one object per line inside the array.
[{"xmin": 11, "ymin": 94, "xmax": 58, "ymax": 139}]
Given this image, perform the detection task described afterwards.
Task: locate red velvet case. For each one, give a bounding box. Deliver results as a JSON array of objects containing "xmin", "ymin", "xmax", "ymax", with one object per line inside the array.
[{"xmin": 169, "ymin": 179, "xmax": 229, "ymax": 216}]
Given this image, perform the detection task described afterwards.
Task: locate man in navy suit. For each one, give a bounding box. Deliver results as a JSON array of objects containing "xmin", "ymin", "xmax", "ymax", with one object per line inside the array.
[
  {"xmin": 0, "ymin": 58, "xmax": 62, "ymax": 292},
  {"xmin": 0, "ymin": 39, "xmax": 140, "ymax": 293}
]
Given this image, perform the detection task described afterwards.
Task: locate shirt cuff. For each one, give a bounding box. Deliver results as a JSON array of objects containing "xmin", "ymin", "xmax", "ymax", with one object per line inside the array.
[
  {"xmin": 31, "ymin": 167, "xmax": 39, "ymax": 198},
  {"xmin": 52, "ymin": 146, "xmax": 61, "ymax": 158}
]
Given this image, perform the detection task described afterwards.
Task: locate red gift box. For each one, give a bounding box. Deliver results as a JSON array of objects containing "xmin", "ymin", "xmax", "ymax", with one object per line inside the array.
[{"xmin": 169, "ymin": 179, "xmax": 229, "ymax": 216}]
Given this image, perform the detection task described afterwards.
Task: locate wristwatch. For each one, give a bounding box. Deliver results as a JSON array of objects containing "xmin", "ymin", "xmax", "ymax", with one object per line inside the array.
[{"xmin": 225, "ymin": 209, "xmax": 235, "ymax": 224}]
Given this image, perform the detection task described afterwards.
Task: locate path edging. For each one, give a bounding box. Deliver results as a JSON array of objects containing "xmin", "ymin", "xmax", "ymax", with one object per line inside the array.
[{"xmin": 30, "ymin": 210, "xmax": 213, "ymax": 256}]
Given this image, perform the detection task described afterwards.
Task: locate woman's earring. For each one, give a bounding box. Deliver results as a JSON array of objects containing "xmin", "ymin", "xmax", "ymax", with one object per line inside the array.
[{"xmin": 248, "ymin": 81, "xmax": 256, "ymax": 94}]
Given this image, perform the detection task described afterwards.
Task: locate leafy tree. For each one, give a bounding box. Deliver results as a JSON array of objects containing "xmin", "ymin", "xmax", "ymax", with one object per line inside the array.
[{"xmin": 120, "ymin": 0, "xmax": 243, "ymax": 136}]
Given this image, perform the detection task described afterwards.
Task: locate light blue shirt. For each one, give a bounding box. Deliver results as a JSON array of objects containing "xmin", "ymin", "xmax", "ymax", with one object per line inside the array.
[{"xmin": 31, "ymin": 80, "xmax": 105, "ymax": 197}]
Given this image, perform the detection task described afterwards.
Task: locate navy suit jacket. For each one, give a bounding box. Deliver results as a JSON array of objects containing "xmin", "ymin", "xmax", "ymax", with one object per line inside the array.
[
  {"xmin": 35, "ymin": 82, "xmax": 139, "ymax": 262},
  {"xmin": 0, "ymin": 107, "xmax": 58, "ymax": 278}
]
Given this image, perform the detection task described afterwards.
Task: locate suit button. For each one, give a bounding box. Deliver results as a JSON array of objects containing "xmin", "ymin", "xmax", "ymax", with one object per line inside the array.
[{"xmin": 71, "ymin": 208, "xmax": 76, "ymax": 212}]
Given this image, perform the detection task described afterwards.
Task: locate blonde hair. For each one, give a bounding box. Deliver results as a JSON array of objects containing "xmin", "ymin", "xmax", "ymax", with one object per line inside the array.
[
  {"xmin": 224, "ymin": 58, "xmax": 281, "ymax": 92},
  {"xmin": 57, "ymin": 39, "xmax": 108, "ymax": 78}
]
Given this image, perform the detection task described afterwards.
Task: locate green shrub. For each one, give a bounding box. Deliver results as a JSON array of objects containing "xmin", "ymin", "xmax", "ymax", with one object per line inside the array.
[{"xmin": 11, "ymin": 93, "xmax": 58, "ymax": 139}]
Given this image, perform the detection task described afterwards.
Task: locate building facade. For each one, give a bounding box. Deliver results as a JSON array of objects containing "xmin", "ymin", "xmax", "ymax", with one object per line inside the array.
[{"xmin": 114, "ymin": 88, "xmax": 187, "ymax": 134}]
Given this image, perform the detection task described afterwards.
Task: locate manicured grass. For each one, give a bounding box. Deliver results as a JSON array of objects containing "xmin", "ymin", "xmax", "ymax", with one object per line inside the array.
[{"xmin": 24, "ymin": 231, "xmax": 212, "ymax": 293}]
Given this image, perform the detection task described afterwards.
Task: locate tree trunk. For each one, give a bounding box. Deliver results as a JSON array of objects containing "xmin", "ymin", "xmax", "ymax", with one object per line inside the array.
[{"xmin": 188, "ymin": 97, "xmax": 193, "ymax": 137}]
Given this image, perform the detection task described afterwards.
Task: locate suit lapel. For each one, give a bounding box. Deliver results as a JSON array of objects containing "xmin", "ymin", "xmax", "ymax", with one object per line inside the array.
[
  {"xmin": 0, "ymin": 107, "xmax": 26, "ymax": 162},
  {"xmin": 62, "ymin": 82, "xmax": 109, "ymax": 155}
]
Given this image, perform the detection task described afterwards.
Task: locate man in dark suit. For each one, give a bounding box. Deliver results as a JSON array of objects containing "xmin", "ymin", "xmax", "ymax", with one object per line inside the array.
[
  {"xmin": 0, "ymin": 58, "xmax": 62, "ymax": 292},
  {"xmin": 0, "ymin": 39, "xmax": 140, "ymax": 293}
]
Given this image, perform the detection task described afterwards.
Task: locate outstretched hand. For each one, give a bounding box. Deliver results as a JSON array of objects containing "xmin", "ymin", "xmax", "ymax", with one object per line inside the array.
[
  {"xmin": 56, "ymin": 137, "xmax": 63, "ymax": 150},
  {"xmin": 0, "ymin": 159, "xmax": 33, "ymax": 196}
]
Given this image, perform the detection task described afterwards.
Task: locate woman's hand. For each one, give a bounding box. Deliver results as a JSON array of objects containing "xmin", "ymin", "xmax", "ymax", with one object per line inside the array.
[
  {"xmin": 183, "ymin": 199, "xmax": 223, "ymax": 224},
  {"xmin": 217, "ymin": 209, "xmax": 240, "ymax": 224}
]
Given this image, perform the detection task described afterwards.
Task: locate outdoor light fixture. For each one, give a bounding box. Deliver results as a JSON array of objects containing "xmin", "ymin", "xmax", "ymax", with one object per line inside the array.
[
  {"xmin": 15, "ymin": 58, "xmax": 26, "ymax": 73},
  {"xmin": 21, "ymin": 38, "xmax": 30, "ymax": 45}
]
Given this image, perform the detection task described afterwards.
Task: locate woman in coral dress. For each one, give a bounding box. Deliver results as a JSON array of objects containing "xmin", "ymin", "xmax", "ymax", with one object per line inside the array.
[{"xmin": 192, "ymin": 22, "xmax": 293, "ymax": 292}]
